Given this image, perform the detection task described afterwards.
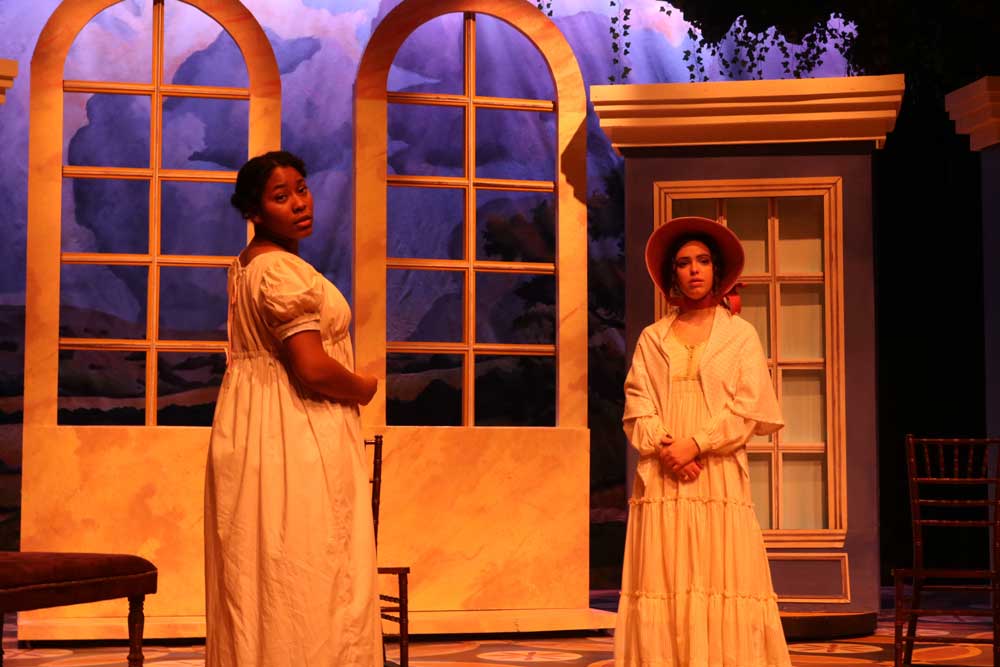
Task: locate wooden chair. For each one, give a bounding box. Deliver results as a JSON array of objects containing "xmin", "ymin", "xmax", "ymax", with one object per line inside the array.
[
  {"xmin": 365, "ymin": 435, "xmax": 410, "ymax": 667},
  {"xmin": 893, "ymin": 435, "xmax": 1000, "ymax": 667},
  {"xmin": 0, "ymin": 552, "xmax": 157, "ymax": 667}
]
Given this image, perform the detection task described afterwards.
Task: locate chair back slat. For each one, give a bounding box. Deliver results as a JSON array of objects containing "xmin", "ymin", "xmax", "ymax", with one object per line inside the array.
[{"xmin": 905, "ymin": 435, "xmax": 1000, "ymax": 570}]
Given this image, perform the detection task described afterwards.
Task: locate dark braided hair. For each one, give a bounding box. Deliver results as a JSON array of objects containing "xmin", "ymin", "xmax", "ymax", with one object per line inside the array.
[{"xmin": 230, "ymin": 151, "xmax": 307, "ymax": 220}]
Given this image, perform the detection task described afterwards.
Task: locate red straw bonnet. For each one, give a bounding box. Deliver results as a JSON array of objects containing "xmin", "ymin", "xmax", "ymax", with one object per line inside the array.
[{"xmin": 645, "ymin": 216, "xmax": 745, "ymax": 298}]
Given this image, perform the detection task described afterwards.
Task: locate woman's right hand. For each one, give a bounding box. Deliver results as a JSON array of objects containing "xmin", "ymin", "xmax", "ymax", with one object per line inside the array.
[
  {"xmin": 659, "ymin": 434, "xmax": 703, "ymax": 482},
  {"xmin": 675, "ymin": 459, "xmax": 702, "ymax": 483},
  {"xmin": 356, "ymin": 374, "xmax": 378, "ymax": 406}
]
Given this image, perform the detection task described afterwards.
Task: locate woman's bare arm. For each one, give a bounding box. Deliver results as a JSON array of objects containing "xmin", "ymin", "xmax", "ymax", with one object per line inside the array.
[{"xmin": 283, "ymin": 330, "xmax": 377, "ymax": 405}]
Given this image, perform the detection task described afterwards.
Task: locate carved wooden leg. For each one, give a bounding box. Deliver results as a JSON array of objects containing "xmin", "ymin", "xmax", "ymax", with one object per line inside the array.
[{"xmin": 127, "ymin": 596, "xmax": 145, "ymax": 667}]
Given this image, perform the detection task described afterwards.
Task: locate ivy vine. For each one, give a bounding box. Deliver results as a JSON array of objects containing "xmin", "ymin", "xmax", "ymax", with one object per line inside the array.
[
  {"xmin": 657, "ymin": 2, "xmax": 858, "ymax": 81},
  {"xmin": 535, "ymin": 1, "xmax": 857, "ymax": 83},
  {"xmin": 608, "ymin": 1, "xmax": 632, "ymax": 82}
]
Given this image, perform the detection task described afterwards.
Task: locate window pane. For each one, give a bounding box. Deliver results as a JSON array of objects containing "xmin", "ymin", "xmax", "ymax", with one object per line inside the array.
[
  {"xmin": 157, "ymin": 351, "xmax": 225, "ymax": 426},
  {"xmin": 387, "ymin": 13, "xmax": 463, "ymax": 94},
  {"xmin": 388, "ymin": 104, "xmax": 464, "ymax": 177},
  {"xmin": 739, "ymin": 283, "xmax": 770, "ymax": 354},
  {"xmin": 476, "ymin": 190, "xmax": 554, "ymax": 262},
  {"xmin": 781, "ymin": 369, "xmax": 826, "ymax": 445},
  {"xmin": 162, "ymin": 181, "xmax": 245, "ymax": 255},
  {"xmin": 64, "ymin": 1, "xmax": 152, "ymax": 83},
  {"xmin": 779, "ymin": 283, "xmax": 824, "ymax": 359},
  {"xmin": 777, "ymin": 196, "xmax": 824, "ymax": 274},
  {"xmin": 475, "ymin": 108, "xmax": 555, "ymax": 181},
  {"xmin": 475, "ymin": 355, "xmax": 554, "ymax": 426},
  {"xmin": 162, "ymin": 97, "xmax": 248, "ymax": 171},
  {"xmin": 748, "ymin": 453, "xmax": 772, "ymax": 529},
  {"xmin": 58, "ymin": 349, "xmax": 145, "ymax": 425},
  {"xmin": 475, "ymin": 15, "xmax": 554, "ymax": 100},
  {"xmin": 62, "ymin": 178, "xmax": 149, "ymax": 254},
  {"xmin": 726, "ymin": 198, "xmax": 768, "ymax": 274},
  {"xmin": 164, "ymin": 0, "xmax": 248, "ymax": 87},
  {"xmin": 158, "ymin": 267, "xmax": 228, "ymax": 341},
  {"xmin": 64, "ymin": 94, "xmax": 150, "ymax": 168},
  {"xmin": 60, "ymin": 265, "xmax": 147, "ymax": 339},
  {"xmin": 387, "ymin": 269, "xmax": 464, "ymax": 342},
  {"xmin": 476, "ymin": 273, "xmax": 554, "ymax": 344},
  {"xmin": 386, "ymin": 353, "xmax": 463, "ymax": 426},
  {"xmin": 388, "ymin": 186, "xmax": 465, "ymax": 260},
  {"xmin": 781, "ymin": 454, "xmax": 827, "ymax": 529},
  {"xmin": 671, "ymin": 198, "xmax": 717, "ymax": 220}
]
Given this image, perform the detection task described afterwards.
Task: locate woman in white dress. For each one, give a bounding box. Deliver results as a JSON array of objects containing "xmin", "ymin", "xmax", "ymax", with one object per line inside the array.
[
  {"xmin": 615, "ymin": 216, "xmax": 792, "ymax": 667},
  {"xmin": 205, "ymin": 151, "xmax": 382, "ymax": 666}
]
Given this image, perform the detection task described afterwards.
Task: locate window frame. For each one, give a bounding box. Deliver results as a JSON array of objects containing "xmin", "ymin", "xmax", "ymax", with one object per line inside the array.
[
  {"xmin": 24, "ymin": 0, "xmax": 281, "ymax": 428},
  {"xmin": 353, "ymin": 0, "xmax": 588, "ymax": 430},
  {"xmin": 655, "ymin": 176, "xmax": 847, "ymax": 549}
]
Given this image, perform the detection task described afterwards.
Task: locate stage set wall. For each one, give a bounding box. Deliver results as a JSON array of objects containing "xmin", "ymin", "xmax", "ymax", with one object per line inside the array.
[
  {"xmin": 15, "ymin": 0, "xmax": 606, "ymax": 640},
  {"xmin": 3, "ymin": 0, "xmax": 868, "ymax": 644},
  {"xmin": 623, "ymin": 144, "xmax": 880, "ymax": 632}
]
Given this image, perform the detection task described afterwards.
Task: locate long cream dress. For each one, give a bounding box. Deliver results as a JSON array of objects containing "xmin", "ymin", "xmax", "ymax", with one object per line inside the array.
[
  {"xmin": 615, "ymin": 308, "xmax": 790, "ymax": 667},
  {"xmin": 205, "ymin": 252, "xmax": 381, "ymax": 667}
]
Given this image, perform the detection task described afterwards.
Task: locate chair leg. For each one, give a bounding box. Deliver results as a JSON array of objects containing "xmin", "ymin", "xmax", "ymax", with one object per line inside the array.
[
  {"xmin": 127, "ymin": 595, "xmax": 145, "ymax": 667},
  {"xmin": 894, "ymin": 574, "xmax": 904, "ymax": 667},
  {"xmin": 903, "ymin": 579, "xmax": 922, "ymax": 667},
  {"xmin": 993, "ymin": 578, "xmax": 999, "ymax": 667},
  {"xmin": 399, "ymin": 572, "xmax": 409, "ymax": 667}
]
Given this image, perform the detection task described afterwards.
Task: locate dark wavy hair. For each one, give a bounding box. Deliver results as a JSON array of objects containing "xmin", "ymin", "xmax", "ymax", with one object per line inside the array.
[
  {"xmin": 661, "ymin": 232, "xmax": 725, "ymax": 296},
  {"xmin": 230, "ymin": 151, "xmax": 307, "ymax": 219}
]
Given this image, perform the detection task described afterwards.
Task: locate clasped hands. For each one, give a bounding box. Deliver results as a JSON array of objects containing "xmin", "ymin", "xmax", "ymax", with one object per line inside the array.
[{"xmin": 658, "ymin": 434, "xmax": 702, "ymax": 483}]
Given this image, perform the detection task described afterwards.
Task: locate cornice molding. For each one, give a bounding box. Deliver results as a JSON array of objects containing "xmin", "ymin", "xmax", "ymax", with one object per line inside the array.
[
  {"xmin": 0, "ymin": 59, "xmax": 17, "ymax": 105},
  {"xmin": 946, "ymin": 76, "xmax": 1000, "ymax": 151},
  {"xmin": 590, "ymin": 74, "xmax": 904, "ymax": 152}
]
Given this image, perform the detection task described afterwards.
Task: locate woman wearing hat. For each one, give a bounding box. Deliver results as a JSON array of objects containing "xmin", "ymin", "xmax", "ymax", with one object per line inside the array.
[{"xmin": 614, "ymin": 217, "xmax": 791, "ymax": 666}]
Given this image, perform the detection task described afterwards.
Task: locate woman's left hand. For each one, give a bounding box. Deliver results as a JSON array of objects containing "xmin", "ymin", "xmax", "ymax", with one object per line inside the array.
[{"xmin": 660, "ymin": 436, "xmax": 701, "ymax": 473}]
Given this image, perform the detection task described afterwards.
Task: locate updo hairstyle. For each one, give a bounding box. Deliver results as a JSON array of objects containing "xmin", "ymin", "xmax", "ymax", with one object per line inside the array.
[{"xmin": 230, "ymin": 150, "xmax": 307, "ymax": 220}]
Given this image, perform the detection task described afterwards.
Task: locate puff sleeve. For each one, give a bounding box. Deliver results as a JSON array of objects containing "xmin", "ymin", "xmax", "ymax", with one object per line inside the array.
[{"xmin": 259, "ymin": 256, "xmax": 323, "ymax": 341}]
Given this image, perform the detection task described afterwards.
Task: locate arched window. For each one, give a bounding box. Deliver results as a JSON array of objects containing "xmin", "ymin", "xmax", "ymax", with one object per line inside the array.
[
  {"xmin": 25, "ymin": 0, "xmax": 279, "ymax": 428},
  {"xmin": 21, "ymin": 0, "xmax": 279, "ymax": 640},
  {"xmin": 353, "ymin": 0, "xmax": 603, "ymax": 633},
  {"xmin": 354, "ymin": 0, "xmax": 587, "ymax": 430}
]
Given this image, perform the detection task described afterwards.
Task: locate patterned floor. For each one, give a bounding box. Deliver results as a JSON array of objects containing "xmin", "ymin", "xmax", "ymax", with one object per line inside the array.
[{"xmin": 2, "ymin": 612, "xmax": 994, "ymax": 666}]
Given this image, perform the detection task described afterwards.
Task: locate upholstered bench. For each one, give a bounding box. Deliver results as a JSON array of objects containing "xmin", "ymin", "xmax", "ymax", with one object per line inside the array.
[{"xmin": 0, "ymin": 552, "xmax": 157, "ymax": 666}]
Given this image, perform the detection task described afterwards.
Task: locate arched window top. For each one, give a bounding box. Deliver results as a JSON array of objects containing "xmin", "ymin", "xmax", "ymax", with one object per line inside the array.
[{"xmin": 357, "ymin": 0, "xmax": 583, "ymax": 110}]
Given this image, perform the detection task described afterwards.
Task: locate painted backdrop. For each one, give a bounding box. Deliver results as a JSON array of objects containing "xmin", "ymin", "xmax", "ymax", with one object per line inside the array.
[{"xmin": 0, "ymin": 0, "xmax": 850, "ymax": 583}]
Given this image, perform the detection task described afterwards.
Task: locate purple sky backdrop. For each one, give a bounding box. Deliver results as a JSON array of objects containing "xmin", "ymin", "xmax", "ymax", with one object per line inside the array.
[{"xmin": 0, "ymin": 0, "xmax": 852, "ymax": 312}]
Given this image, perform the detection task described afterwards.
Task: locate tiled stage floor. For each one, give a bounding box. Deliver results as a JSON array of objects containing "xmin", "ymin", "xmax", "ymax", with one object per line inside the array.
[{"xmin": 2, "ymin": 610, "xmax": 994, "ymax": 666}]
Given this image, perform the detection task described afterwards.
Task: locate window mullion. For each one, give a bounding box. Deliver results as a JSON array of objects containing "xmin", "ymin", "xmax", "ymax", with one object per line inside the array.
[
  {"xmin": 463, "ymin": 12, "xmax": 477, "ymax": 428},
  {"xmin": 146, "ymin": 0, "xmax": 166, "ymax": 426}
]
